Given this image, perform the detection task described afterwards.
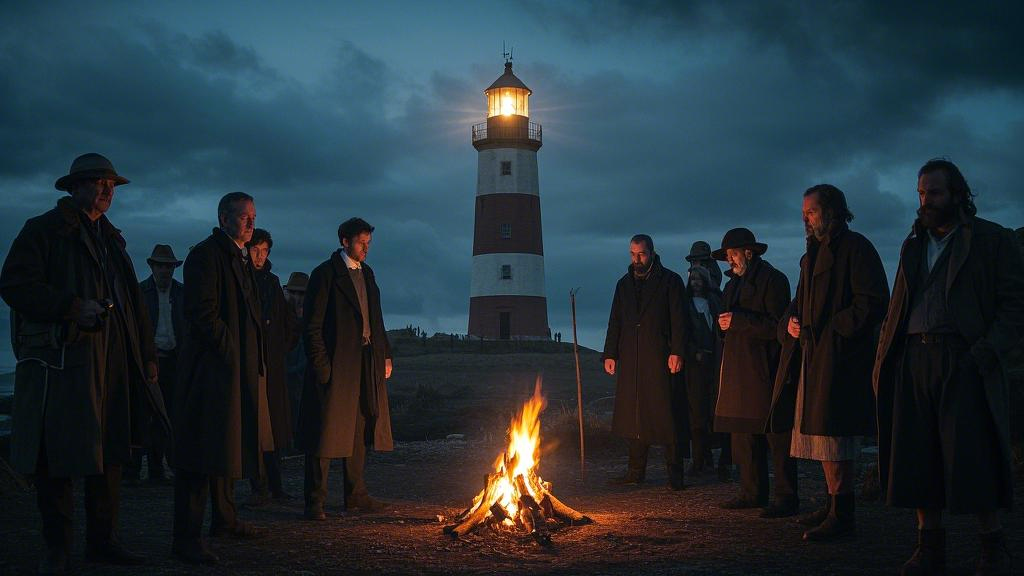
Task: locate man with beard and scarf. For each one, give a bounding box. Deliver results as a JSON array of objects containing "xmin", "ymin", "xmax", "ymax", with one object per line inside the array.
[
  {"xmin": 602, "ymin": 234, "xmax": 689, "ymax": 490},
  {"xmin": 245, "ymin": 228, "xmax": 299, "ymax": 505},
  {"xmin": 874, "ymin": 159, "xmax": 1024, "ymax": 576},
  {"xmin": 770, "ymin": 185, "xmax": 889, "ymax": 539},
  {"xmin": 712, "ymin": 228, "xmax": 798, "ymax": 514}
]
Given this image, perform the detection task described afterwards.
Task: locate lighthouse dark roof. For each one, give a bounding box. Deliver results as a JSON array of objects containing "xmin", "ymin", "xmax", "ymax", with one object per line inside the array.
[{"xmin": 485, "ymin": 62, "xmax": 532, "ymax": 94}]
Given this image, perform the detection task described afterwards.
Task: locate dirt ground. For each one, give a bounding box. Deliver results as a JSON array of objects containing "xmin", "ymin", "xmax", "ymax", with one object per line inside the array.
[{"xmin": 1, "ymin": 435, "xmax": 1022, "ymax": 576}]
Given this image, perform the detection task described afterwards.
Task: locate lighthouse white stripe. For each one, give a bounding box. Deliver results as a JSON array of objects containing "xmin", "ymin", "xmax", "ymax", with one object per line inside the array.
[
  {"xmin": 476, "ymin": 149, "xmax": 539, "ymax": 196},
  {"xmin": 470, "ymin": 253, "xmax": 546, "ymax": 297}
]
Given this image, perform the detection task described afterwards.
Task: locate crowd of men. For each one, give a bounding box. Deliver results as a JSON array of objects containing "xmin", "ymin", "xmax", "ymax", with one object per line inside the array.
[
  {"xmin": 0, "ymin": 153, "xmax": 1020, "ymax": 576},
  {"xmin": 0, "ymin": 154, "xmax": 394, "ymax": 572},
  {"xmin": 600, "ymin": 159, "xmax": 1022, "ymax": 575}
]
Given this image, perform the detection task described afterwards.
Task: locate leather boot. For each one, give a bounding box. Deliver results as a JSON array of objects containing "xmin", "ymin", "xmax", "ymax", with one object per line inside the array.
[
  {"xmin": 687, "ymin": 429, "xmax": 709, "ymax": 475},
  {"xmin": 796, "ymin": 497, "xmax": 831, "ymax": 527},
  {"xmin": 900, "ymin": 528, "xmax": 945, "ymax": 576},
  {"xmin": 607, "ymin": 469, "xmax": 645, "ymax": 486},
  {"xmin": 802, "ymin": 493, "xmax": 855, "ymax": 541},
  {"xmin": 975, "ymin": 529, "xmax": 1010, "ymax": 576}
]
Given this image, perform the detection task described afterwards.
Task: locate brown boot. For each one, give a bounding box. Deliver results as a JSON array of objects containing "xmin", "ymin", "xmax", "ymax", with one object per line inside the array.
[
  {"xmin": 900, "ymin": 528, "xmax": 946, "ymax": 576},
  {"xmin": 802, "ymin": 493, "xmax": 855, "ymax": 541},
  {"xmin": 975, "ymin": 529, "xmax": 1010, "ymax": 576}
]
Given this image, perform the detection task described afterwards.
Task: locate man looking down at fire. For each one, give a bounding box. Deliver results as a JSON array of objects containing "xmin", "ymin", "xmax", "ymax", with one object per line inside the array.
[
  {"xmin": 602, "ymin": 234, "xmax": 690, "ymax": 490},
  {"xmin": 299, "ymin": 217, "xmax": 394, "ymax": 520}
]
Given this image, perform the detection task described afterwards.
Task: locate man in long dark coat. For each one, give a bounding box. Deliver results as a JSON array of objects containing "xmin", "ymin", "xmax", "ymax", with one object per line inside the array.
[
  {"xmin": 712, "ymin": 228, "xmax": 797, "ymax": 514},
  {"xmin": 771, "ymin": 185, "xmax": 889, "ymax": 539},
  {"xmin": 874, "ymin": 159, "xmax": 1023, "ymax": 575},
  {"xmin": 172, "ymin": 192, "xmax": 272, "ymax": 565},
  {"xmin": 131, "ymin": 243, "xmax": 186, "ymax": 484},
  {"xmin": 299, "ymin": 217, "xmax": 394, "ymax": 520},
  {"xmin": 682, "ymin": 265, "xmax": 721, "ymax": 475},
  {"xmin": 602, "ymin": 234, "xmax": 688, "ymax": 490},
  {"xmin": 245, "ymin": 228, "xmax": 299, "ymax": 504},
  {"xmin": 0, "ymin": 153, "xmax": 169, "ymax": 572}
]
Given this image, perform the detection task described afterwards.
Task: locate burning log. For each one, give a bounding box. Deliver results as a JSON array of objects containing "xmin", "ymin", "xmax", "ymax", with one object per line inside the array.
[{"xmin": 443, "ymin": 379, "xmax": 593, "ymax": 541}]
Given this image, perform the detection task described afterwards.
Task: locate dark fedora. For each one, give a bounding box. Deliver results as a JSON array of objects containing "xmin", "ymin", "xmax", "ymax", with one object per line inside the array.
[
  {"xmin": 685, "ymin": 241, "xmax": 713, "ymax": 262},
  {"xmin": 55, "ymin": 153, "xmax": 130, "ymax": 192},
  {"xmin": 147, "ymin": 244, "xmax": 182, "ymax": 267},
  {"xmin": 711, "ymin": 228, "xmax": 768, "ymax": 261},
  {"xmin": 284, "ymin": 271, "xmax": 309, "ymax": 293}
]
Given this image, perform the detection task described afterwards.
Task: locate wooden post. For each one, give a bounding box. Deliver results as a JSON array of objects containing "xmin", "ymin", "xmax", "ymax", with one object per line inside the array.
[{"xmin": 570, "ymin": 288, "xmax": 585, "ymax": 480}]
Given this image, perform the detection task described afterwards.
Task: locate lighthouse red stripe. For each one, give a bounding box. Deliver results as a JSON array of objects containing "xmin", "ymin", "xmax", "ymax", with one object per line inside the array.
[{"xmin": 472, "ymin": 193, "xmax": 544, "ymax": 255}]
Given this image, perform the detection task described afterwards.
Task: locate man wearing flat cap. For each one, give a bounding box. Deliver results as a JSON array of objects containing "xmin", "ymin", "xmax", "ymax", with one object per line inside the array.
[
  {"xmin": 0, "ymin": 153, "xmax": 169, "ymax": 573},
  {"xmin": 126, "ymin": 244, "xmax": 186, "ymax": 485},
  {"xmin": 712, "ymin": 228, "xmax": 798, "ymax": 516}
]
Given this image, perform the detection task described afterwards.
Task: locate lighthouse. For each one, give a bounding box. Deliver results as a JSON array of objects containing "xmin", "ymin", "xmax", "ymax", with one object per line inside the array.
[{"xmin": 468, "ymin": 58, "xmax": 549, "ymax": 340}]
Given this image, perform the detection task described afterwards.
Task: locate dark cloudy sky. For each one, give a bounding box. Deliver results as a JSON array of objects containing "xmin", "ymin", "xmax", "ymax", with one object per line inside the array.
[{"xmin": 1, "ymin": 0, "xmax": 1023, "ymax": 366}]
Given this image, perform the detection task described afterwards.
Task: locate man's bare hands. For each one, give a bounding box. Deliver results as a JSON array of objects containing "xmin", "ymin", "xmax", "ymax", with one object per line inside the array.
[
  {"xmin": 718, "ymin": 312, "xmax": 733, "ymax": 331},
  {"xmin": 668, "ymin": 354, "xmax": 683, "ymax": 374},
  {"xmin": 385, "ymin": 358, "xmax": 393, "ymax": 379},
  {"xmin": 604, "ymin": 358, "xmax": 616, "ymax": 376},
  {"xmin": 74, "ymin": 299, "xmax": 107, "ymax": 328},
  {"xmin": 787, "ymin": 316, "xmax": 801, "ymax": 339}
]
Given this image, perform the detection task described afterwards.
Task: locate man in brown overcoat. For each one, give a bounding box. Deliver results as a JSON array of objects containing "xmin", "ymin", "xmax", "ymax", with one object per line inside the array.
[
  {"xmin": 712, "ymin": 228, "xmax": 797, "ymax": 514},
  {"xmin": 172, "ymin": 192, "xmax": 273, "ymax": 564},
  {"xmin": 0, "ymin": 153, "xmax": 169, "ymax": 573},
  {"xmin": 874, "ymin": 159, "xmax": 1024, "ymax": 575},
  {"xmin": 298, "ymin": 217, "xmax": 394, "ymax": 520},
  {"xmin": 772, "ymin": 184, "xmax": 889, "ymax": 539}
]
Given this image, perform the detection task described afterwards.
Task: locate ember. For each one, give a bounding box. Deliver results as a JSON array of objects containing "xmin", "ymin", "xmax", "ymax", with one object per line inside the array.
[{"xmin": 444, "ymin": 379, "xmax": 592, "ymax": 543}]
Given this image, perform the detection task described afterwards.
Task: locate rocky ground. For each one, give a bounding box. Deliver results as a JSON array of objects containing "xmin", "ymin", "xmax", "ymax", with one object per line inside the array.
[{"xmin": 1, "ymin": 435, "xmax": 1022, "ymax": 575}]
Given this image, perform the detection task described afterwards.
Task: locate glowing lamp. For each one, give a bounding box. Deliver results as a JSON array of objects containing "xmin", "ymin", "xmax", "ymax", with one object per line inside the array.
[{"xmin": 485, "ymin": 62, "xmax": 531, "ymax": 118}]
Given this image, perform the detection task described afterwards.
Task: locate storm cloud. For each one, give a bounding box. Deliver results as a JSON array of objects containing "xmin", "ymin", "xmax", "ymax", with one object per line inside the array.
[{"xmin": 1, "ymin": 0, "xmax": 1022, "ymax": 362}]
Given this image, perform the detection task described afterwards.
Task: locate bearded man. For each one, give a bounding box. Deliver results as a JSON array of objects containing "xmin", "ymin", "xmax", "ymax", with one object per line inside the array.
[{"xmin": 874, "ymin": 159, "xmax": 1023, "ymax": 575}]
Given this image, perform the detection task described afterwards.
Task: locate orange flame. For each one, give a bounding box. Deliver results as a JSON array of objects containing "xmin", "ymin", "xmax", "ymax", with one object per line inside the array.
[{"xmin": 466, "ymin": 377, "xmax": 548, "ymax": 527}]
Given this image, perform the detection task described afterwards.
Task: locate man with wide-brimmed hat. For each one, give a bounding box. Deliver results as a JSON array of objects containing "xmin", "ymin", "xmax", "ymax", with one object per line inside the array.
[
  {"xmin": 685, "ymin": 240, "xmax": 723, "ymax": 293},
  {"xmin": 128, "ymin": 244, "xmax": 186, "ymax": 485},
  {"xmin": 712, "ymin": 228, "xmax": 798, "ymax": 516},
  {"xmin": 0, "ymin": 153, "xmax": 170, "ymax": 573}
]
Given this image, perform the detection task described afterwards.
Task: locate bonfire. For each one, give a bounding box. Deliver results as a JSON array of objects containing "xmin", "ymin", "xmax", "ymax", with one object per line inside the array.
[{"xmin": 443, "ymin": 379, "xmax": 592, "ymax": 543}]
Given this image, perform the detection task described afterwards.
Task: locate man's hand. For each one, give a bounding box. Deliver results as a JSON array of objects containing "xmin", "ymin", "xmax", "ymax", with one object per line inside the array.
[
  {"xmin": 385, "ymin": 358, "xmax": 393, "ymax": 379},
  {"xmin": 604, "ymin": 358, "xmax": 616, "ymax": 376},
  {"xmin": 145, "ymin": 360, "xmax": 159, "ymax": 386},
  {"xmin": 787, "ymin": 316, "xmax": 801, "ymax": 339},
  {"xmin": 718, "ymin": 312, "xmax": 733, "ymax": 331},
  {"xmin": 74, "ymin": 299, "xmax": 106, "ymax": 328},
  {"xmin": 668, "ymin": 354, "xmax": 683, "ymax": 374}
]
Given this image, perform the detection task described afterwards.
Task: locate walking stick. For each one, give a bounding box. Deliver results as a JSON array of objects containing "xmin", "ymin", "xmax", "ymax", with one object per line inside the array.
[{"xmin": 570, "ymin": 288, "xmax": 585, "ymax": 480}]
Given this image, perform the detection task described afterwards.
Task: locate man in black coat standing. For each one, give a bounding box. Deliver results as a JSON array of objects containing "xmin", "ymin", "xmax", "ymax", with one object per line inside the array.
[
  {"xmin": 773, "ymin": 185, "xmax": 889, "ymax": 540},
  {"xmin": 245, "ymin": 228, "xmax": 299, "ymax": 505},
  {"xmin": 299, "ymin": 217, "xmax": 394, "ymax": 520},
  {"xmin": 172, "ymin": 192, "xmax": 272, "ymax": 565},
  {"xmin": 131, "ymin": 244, "xmax": 186, "ymax": 484},
  {"xmin": 602, "ymin": 234, "xmax": 688, "ymax": 490},
  {"xmin": 874, "ymin": 160, "xmax": 1023, "ymax": 575},
  {"xmin": 0, "ymin": 153, "xmax": 168, "ymax": 573},
  {"xmin": 712, "ymin": 228, "xmax": 797, "ymax": 515}
]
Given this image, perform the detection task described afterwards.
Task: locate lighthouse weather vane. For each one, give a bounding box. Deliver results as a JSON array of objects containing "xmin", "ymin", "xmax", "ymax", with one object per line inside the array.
[{"xmin": 503, "ymin": 42, "xmax": 513, "ymax": 64}]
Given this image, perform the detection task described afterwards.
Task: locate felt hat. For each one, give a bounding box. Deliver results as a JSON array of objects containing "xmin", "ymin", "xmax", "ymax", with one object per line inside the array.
[
  {"xmin": 711, "ymin": 228, "xmax": 768, "ymax": 261},
  {"xmin": 55, "ymin": 153, "xmax": 129, "ymax": 192}
]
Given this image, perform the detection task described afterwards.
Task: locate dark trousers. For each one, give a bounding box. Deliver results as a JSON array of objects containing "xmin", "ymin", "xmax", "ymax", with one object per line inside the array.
[
  {"xmin": 627, "ymin": 439, "xmax": 683, "ymax": 481},
  {"xmin": 732, "ymin": 431, "xmax": 797, "ymax": 504},
  {"xmin": 127, "ymin": 352, "xmax": 176, "ymax": 479},
  {"xmin": 305, "ymin": 409, "xmax": 370, "ymax": 509},
  {"xmin": 172, "ymin": 470, "xmax": 237, "ymax": 542},
  {"xmin": 250, "ymin": 450, "xmax": 283, "ymax": 497},
  {"xmin": 35, "ymin": 442, "xmax": 122, "ymax": 551}
]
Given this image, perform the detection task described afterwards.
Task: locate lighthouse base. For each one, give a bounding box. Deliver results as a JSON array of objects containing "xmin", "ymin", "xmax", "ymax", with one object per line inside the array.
[{"xmin": 468, "ymin": 295, "xmax": 549, "ymax": 340}]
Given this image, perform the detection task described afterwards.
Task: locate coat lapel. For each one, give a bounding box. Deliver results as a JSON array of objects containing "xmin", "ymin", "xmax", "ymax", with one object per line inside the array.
[
  {"xmin": 330, "ymin": 252, "xmax": 361, "ymax": 314},
  {"xmin": 945, "ymin": 222, "xmax": 971, "ymax": 299}
]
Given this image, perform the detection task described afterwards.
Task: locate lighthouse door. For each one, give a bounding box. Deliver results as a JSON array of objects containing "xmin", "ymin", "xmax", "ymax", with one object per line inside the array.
[{"xmin": 499, "ymin": 312, "xmax": 511, "ymax": 340}]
